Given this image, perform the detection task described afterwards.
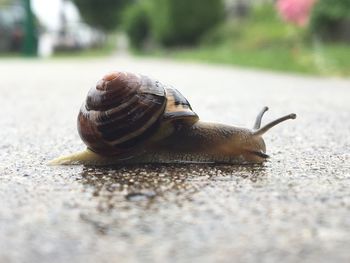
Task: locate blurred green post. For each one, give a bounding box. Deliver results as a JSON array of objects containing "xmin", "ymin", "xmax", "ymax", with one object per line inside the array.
[{"xmin": 22, "ymin": 0, "xmax": 37, "ymax": 56}]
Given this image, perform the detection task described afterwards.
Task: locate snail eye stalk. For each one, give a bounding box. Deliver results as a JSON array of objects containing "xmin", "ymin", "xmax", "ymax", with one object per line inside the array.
[
  {"xmin": 253, "ymin": 106, "xmax": 269, "ymax": 129},
  {"xmin": 253, "ymin": 113, "xmax": 297, "ymax": 136}
]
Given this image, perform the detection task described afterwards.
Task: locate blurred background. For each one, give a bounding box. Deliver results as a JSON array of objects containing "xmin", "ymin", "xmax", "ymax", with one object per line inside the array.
[{"xmin": 0, "ymin": 0, "xmax": 349, "ymax": 75}]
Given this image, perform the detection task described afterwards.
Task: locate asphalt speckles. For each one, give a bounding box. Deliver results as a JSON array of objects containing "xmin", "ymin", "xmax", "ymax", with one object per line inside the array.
[{"xmin": 0, "ymin": 57, "xmax": 350, "ymax": 263}]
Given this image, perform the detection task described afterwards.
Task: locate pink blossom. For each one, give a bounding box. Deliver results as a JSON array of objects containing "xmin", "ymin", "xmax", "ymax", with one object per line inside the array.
[{"xmin": 276, "ymin": 0, "xmax": 317, "ymax": 27}]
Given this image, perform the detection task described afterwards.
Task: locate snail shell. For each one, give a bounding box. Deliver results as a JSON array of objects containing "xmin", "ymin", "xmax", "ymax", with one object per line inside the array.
[{"xmin": 78, "ymin": 72, "xmax": 198, "ymax": 156}]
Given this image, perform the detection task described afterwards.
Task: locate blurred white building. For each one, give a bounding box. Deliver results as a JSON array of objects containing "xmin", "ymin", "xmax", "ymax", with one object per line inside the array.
[{"xmin": 32, "ymin": 0, "xmax": 105, "ymax": 56}]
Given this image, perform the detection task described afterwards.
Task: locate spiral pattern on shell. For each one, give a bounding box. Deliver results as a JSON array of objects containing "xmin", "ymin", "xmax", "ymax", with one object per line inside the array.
[{"xmin": 78, "ymin": 72, "xmax": 167, "ymax": 156}]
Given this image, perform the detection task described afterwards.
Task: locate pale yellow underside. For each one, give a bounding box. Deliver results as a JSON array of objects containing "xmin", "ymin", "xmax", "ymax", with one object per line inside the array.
[{"xmin": 48, "ymin": 149, "xmax": 121, "ymax": 166}]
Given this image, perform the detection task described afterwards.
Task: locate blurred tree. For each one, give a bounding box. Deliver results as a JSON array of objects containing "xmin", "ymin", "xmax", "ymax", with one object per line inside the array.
[
  {"xmin": 149, "ymin": 0, "xmax": 224, "ymax": 46},
  {"xmin": 123, "ymin": 2, "xmax": 151, "ymax": 49},
  {"xmin": 310, "ymin": 0, "xmax": 350, "ymax": 42},
  {"xmin": 73, "ymin": 0, "xmax": 130, "ymax": 31}
]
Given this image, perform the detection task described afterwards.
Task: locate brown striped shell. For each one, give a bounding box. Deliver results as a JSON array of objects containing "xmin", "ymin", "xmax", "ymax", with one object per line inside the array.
[{"xmin": 78, "ymin": 71, "xmax": 198, "ymax": 156}]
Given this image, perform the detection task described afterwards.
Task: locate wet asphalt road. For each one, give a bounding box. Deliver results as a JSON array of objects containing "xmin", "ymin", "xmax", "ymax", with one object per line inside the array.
[{"xmin": 0, "ymin": 56, "xmax": 350, "ymax": 263}]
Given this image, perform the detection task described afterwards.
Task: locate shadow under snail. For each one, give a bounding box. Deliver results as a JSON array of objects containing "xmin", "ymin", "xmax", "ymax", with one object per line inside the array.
[{"xmin": 50, "ymin": 71, "xmax": 296, "ymax": 166}]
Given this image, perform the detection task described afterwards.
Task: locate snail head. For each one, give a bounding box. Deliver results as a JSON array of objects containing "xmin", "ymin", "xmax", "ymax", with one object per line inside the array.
[{"xmin": 227, "ymin": 107, "xmax": 296, "ymax": 163}]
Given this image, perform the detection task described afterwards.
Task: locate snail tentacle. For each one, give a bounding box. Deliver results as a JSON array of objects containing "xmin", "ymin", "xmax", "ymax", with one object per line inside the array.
[
  {"xmin": 253, "ymin": 113, "xmax": 297, "ymax": 136},
  {"xmin": 253, "ymin": 106, "xmax": 269, "ymax": 130}
]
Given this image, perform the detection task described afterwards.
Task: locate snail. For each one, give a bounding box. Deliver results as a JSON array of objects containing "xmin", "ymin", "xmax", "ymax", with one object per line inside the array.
[{"xmin": 50, "ymin": 71, "xmax": 296, "ymax": 166}]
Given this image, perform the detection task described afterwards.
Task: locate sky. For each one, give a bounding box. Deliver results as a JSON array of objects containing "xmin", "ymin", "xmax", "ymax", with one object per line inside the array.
[{"xmin": 31, "ymin": 0, "xmax": 80, "ymax": 30}]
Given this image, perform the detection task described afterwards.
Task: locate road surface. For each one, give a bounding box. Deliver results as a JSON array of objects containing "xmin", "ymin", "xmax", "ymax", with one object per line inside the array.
[{"xmin": 0, "ymin": 56, "xmax": 350, "ymax": 263}]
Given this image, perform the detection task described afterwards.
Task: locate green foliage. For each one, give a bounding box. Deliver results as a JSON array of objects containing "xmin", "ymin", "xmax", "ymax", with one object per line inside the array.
[
  {"xmin": 122, "ymin": 3, "xmax": 151, "ymax": 49},
  {"xmin": 73, "ymin": 0, "xmax": 129, "ymax": 31},
  {"xmin": 148, "ymin": 0, "xmax": 224, "ymax": 46},
  {"xmin": 202, "ymin": 4, "xmax": 301, "ymax": 49},
  {"xmin": 153, "ymin": 3, "xmax": 350, "ymax": 76},
  {"xmin": 310, "ymin": 0, "xmax": 350, "ymax": 41}
]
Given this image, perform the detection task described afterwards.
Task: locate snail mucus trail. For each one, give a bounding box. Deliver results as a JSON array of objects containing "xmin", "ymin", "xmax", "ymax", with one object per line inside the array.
[{"xmin": 50, "ymin": 71, "xmax": 296, "ymax": 166}]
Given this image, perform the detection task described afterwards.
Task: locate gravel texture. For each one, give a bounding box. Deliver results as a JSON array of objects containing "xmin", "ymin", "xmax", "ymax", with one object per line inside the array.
[{"xmin": 0, "ymin": 56, "xmax": 350, "ymax": 263}]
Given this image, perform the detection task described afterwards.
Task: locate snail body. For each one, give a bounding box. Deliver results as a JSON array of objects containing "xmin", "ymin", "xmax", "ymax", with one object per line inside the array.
[{"xmin": 50, "ymin": 71, "xmax": 296, "ymax": 166}]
